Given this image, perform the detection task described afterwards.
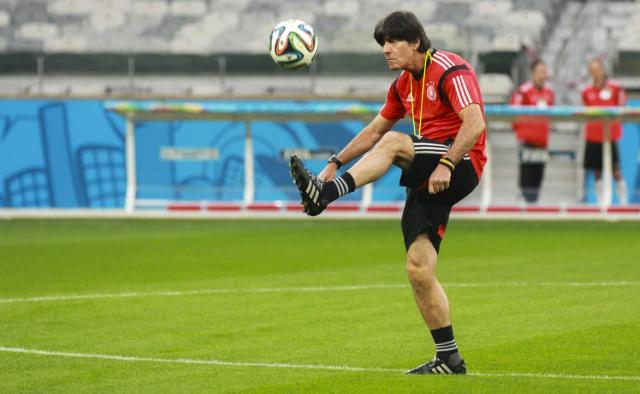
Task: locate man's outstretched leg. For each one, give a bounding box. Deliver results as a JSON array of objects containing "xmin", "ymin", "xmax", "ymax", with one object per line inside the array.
[
  {"xmin": 290, "ymin": 131, "xmax": 414, "ymax": 216},
  {"xmin": 404, "ymin": 234, "xmax": 466, "ymax": 375}
]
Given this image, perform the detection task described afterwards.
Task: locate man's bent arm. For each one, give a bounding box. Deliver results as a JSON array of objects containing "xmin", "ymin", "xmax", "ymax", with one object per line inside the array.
[
  {"xmin": 446, "ymin": 104, "xmax": 485, "ymax": 163},
  {"xmin": 335, "ymin": 114, "xmax": 397, "ymax": 164}
]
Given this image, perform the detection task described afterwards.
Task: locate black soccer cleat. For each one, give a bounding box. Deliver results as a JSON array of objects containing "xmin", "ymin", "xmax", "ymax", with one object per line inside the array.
[
  {"xmin": 404, "ymin": 356, "xmax": 467, "ymax": 375},
  {"xmin": 289, "ymin": 154, "xmax": 327, "ymax": 216}
]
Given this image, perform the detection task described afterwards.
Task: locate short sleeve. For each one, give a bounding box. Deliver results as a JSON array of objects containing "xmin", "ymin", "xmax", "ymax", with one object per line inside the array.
[
  {"xmin": 442, "ymin": 71, "xmax": 482, "ymax": 113},
  {"xmin": 618, "ymin": 87, "xmax": 626, "ymax": 105},
  {"xmin": 510, "ymin": 89, "xmax": 524, "ymax": 105},
  {"xmin": 581, "ymin": 88, "xmax": 589, "ymax": 105},
  {"xmin": 379, "ymin": 79, "xmax": 406, "ymax": 121}
]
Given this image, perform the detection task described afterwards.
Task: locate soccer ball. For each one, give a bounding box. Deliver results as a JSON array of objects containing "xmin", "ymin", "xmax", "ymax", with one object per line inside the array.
[{"xmin": 269, "ymin": 19, "xmax": 318, "ymax": 69}]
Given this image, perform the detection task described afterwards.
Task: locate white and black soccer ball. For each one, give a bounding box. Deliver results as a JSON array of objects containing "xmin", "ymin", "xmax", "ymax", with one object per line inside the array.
[{"xmin": 269, "ymin": 19, "xmax": 318, "ymax": 69}]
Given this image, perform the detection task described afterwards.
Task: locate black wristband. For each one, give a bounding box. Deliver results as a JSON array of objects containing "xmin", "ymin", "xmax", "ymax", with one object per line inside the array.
[{"xmin": 328, "ymin": 154, "xmax": 343, "ymax": 169}]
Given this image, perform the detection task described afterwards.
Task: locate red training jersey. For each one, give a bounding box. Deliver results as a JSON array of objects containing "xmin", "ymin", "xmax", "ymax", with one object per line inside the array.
[
  {"xmin": 379, "ymin": 49, "xmax": 487, "ymax": 178},
  {"xmin": 581, "ymin": 80, "xmax": 625, "ymax": 142},
  {"xmin": 509, "ymin": 81, "xmax": 555, "ymax": 148}
]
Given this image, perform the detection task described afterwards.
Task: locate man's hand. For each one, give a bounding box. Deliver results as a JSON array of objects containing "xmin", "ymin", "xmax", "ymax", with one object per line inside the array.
[
  {"xmin": 428, "ymin": 164, "xmax": 451, "ymax": 194},
  {"xmin": 318, "ymin": 164, "xmax": 338, "ymax": 182}
]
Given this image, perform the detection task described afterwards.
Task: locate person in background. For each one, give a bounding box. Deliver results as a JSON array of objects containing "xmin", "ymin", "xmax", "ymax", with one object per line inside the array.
[
  {"xmin": 510, "ymin": 60, "xmax": 555, "ymax": 203},
  {"xmin": 581, "ymin": 58, "xmax": 628, "ymax": 205}
]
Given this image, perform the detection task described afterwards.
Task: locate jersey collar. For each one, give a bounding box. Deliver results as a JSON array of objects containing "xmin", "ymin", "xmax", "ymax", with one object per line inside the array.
[{"xmin": 410, "ymin": 48, "xmax": 437, "ymax": 81}]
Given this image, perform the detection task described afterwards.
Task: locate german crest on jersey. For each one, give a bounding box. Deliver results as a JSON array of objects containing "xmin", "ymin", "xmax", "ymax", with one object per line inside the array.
[{"xmin": 427, "ymin": 83, "xmax": 437, "ymax": 101}]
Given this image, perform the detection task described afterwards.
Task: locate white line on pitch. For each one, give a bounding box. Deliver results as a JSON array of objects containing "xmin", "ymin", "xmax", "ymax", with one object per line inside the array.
[
  {"xmin": 1, "ymin": 346, "xmax": 639, "ymax": 382},
  {"xmin": 0, "ymin": 281, "xmax": 638, "ymax": 304},
  {"xmin": 0, "ymin": 284, "xmax": 407, "ymax": 304}
]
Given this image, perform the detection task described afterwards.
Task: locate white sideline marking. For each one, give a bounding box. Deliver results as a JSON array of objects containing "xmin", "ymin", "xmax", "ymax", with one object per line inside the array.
[
  {"xmin": 1, "ymin": 282, "xmax": 639, "ymax": 304},
  {"xmin": 0, "ymin": 346, "xmax": 398, "ymax": 373},
  {"xmin": 1, "ymin": 346, "xmax": 639, "ymax": 382},
  {"xmin": 0, "ymin": 284, "xmax": 407, "ymax": 304}
]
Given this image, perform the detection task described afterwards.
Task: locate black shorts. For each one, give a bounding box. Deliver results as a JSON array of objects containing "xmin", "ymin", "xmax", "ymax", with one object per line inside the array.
[
  {"xmin": 400, "ymin": 135, "xmax": 479, "ymax": 253},
  {"xmin": 583, "ymin": 141, "xmax": 620, "ymax": 170}
]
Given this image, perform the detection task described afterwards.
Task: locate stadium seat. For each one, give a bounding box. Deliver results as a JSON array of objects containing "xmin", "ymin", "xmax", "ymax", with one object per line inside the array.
[
  {"xmin": 88, "ymin": 35, "xmax": 132, "ymax": 53},
  {"xmin": 89, "ymin": 9, "xmax": 126, "ymax": 33},
  {"xmin": 170, "ymin": 35, "xmax": 210, "ymax": 54},
  {"xmin": 47, "ymin": 0, "xmax": 96, "ymax": 16},
  {"xmin": 215, "ymin": 0, "xmax": 251, "ymax": 11},
  {"xmin": 129, "ymin": 37, "xmax": 169, "ymax": 53},
  {"xmin": 44, "ymin": 35, "xmax": 87, "ymax": 52},
  {"xmin": 504, "ymin": 10, "xmax": 546, "ymax": 31},
  {"xmin": 12, "ymin": 1, "xmax": 48, "ymax": 24},
  {"xmin": 170, "ymin": 0, "xmax": 207, "ymax": 17},
  {"xmin": 490, "ymin": 33, "xmax": 521, "ymax": 52},
  {"xmin": 202, "ymin": 12, "xmax": 239, "ymax": 33},
  {"xmin": 130, "ymin": 1, "xmax": 168, "ymax": 18},
  {"xmin": 397, "ymin": 1, "xmax": 437, "ymax": 20},
  {"xmin": 619, "ymin": 36, "xmax": 640, "ymax": 51},
  {"xmin": 276, "ymin": 11, "xmax": 316, "ymax": 25},
  {"xmin": 15, "ymin": 22, "xmax": 58, "ymax": 41},
  {"xmin": 478, "ymin": 73, "xmax": 514, "ymax": 103},
  {"xmin": 424, "ymin": 22, "xmax": 459, "ymax": 49},
  {"xmin": 323, "ymin": 1, "xmax": 359, "ymax": 17},
  {"xmin": 471, "ymin": 0, "xmax": 513, "ymax": 17},
  {"xmin": 0, "ymin": 10, "xmax": 8, "ymax": 28}
]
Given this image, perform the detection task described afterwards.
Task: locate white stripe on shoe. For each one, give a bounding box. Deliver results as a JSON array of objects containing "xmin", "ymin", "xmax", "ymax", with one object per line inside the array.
[{"xmin": 441, "ymin": 363, "xmax": 454, "ymax": 374}]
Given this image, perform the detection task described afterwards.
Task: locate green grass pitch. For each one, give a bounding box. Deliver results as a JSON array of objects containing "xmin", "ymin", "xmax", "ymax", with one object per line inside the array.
[{"xmin": 1, "ymin": 219, "xmax": 639, "ymax": 393}]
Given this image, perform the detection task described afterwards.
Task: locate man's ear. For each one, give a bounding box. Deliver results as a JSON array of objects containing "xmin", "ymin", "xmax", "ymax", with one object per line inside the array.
[{"xmin": 411, "ymin": 40, "xmax": 420, "ymax": 51}]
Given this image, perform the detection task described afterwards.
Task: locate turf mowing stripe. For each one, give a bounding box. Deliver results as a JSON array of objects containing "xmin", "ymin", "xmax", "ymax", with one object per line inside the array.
[
  {"xmin": 1, "ymin": 282, "xmax": 639, "ymax": 304},
  {"xmin": 1, "ymin": 346, "xmax": 639, "ymax": 382}
]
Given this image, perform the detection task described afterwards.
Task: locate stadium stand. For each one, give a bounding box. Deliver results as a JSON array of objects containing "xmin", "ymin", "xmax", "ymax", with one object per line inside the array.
[
  {"xmin": 0, "ymin": 0, "xmax": 637, "ymax": 101},
  {"xmin": 0, "ymin": 0, "xmax": 638, "ymax": 211},
  {"xmin": 0, "ymin": 0, "xmax": 570, "ymax": 98}
]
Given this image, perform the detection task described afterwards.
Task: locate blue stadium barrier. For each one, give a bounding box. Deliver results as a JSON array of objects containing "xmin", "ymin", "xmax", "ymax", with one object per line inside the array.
[{"xmin": 0, "ymin": 99, "xmax": 638, "ymax": 209}]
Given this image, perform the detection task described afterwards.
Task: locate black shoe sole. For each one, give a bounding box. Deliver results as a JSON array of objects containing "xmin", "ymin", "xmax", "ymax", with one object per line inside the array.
[{"xmin": 289, "ymin": 155, "xmax": 324, "ymax": 216}]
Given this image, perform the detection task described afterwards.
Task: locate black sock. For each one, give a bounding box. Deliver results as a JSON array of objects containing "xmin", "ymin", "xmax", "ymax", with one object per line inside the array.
[
  {"xmin": 322, "ymin": 172, "xmax": 356, "ymax": 203},
  {"xmin": 430, "ymin": 325, "xmax": 460, "ymax": 363}
]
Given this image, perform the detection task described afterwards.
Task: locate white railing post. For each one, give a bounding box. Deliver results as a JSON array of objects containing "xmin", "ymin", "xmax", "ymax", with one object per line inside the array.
[
  {"xmin": 601, "ymin": 119, "xmax": 612, "ymax": 211},
  {"xmin": 243, "ymin": 120, "xmax": 255, "ymax": 206},
  {"xmin": 124, "ymin": 114, "xmax": 137, "ymax": 213},
  {"xmin": 480, "ymin": 137, "xmax": 492, "ymax": 211},
  {"xmin": 361, "ymin": 184, "xmax": 373, "ymax": 211}
]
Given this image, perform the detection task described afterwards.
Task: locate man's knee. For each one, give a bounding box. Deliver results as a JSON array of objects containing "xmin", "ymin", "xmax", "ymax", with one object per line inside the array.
[
  {"xmin": 406, "ymin": 236, "xmax": 437, "ymax": 282},
  {"xmin": 377, "ymin": 131, "xmax": 414, "ymax": 165},
  {"xmin": 377, "ymin": 131, "xmax": 411, "ymax": 152}
]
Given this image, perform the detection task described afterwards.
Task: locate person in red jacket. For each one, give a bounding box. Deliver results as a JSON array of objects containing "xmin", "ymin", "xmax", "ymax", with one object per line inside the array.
[
  {"xmin": 510, "ymin": 60, "xmax": 555, "ymax": 203},
  {"xmin": 581, "ymin": 58, "xmax": 628, "ymax": 205}
]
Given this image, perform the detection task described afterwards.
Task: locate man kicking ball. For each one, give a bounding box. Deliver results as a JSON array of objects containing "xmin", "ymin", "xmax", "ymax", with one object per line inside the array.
[{"xmin": 289, "ymin": 11, "xmax": 487, "ymax": 375}]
